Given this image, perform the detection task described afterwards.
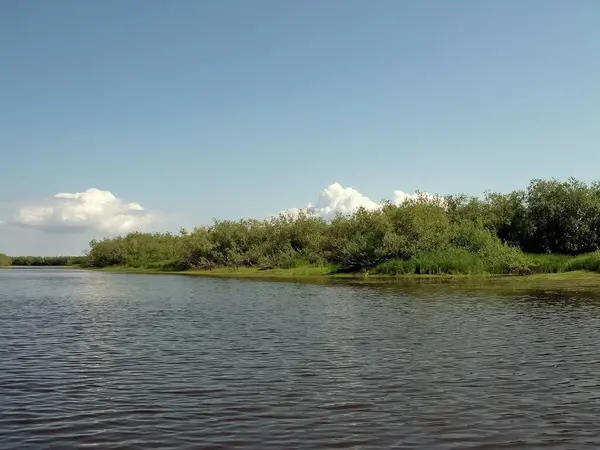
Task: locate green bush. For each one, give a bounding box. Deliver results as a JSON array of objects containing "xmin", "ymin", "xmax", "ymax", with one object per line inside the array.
[
  {"xmin": 82, "ymin": 178, "xmax": 600, "ymax": 276},
  {"xmin": 0, "ymin": 253, "xmax": 11, "ymax": 266}
]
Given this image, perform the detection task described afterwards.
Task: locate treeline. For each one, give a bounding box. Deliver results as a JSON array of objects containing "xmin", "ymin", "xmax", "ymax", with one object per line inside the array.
[
  {"xmin": 84, "ymin": 178, "xmax": 600, "ymax": 276},
  {"xmin": 9, "ymin": 256, "xmax": 87, "ymax": 266}
]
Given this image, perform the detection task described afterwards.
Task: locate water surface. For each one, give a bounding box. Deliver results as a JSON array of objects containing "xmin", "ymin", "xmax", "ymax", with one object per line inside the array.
[{"xmin": 2, "ymin": 268, "xmax": 600, "ymax": 449}]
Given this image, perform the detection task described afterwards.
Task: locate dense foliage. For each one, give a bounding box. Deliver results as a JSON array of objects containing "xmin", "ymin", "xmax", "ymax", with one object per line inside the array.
[
  {"xmin": 9, "ymin": 256, "xmax": 87, "ymax": 266},
  {"xmin": 482, "ymin": 178, "xmax": 600, "ymax": 254},
  {"xmin": 0, "ymin": 253, "xmax": 11, "ymax": 266},
  {"xmin": 81, "ymin": 178, "xmax": 600, "ymax": 276},
  {"xmin": 78, "ymin": 178, "xmax": 600, "ymax": 275}
]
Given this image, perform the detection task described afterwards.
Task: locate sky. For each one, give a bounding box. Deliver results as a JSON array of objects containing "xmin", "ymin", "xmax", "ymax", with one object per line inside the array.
[{"xmin": 1, "ymin": 0, "xmax": 599, "ymax": 255}]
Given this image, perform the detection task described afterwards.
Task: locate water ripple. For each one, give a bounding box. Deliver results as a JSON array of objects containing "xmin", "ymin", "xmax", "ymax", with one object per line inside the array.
[{"xmin": 3, "ymin": 268, "xmax": 600, "ymax": 449}]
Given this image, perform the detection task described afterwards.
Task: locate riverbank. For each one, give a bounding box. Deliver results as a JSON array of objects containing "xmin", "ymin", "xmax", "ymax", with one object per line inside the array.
[{"xmin": 82, "ymin": 265, "xmax": 600, "ymax": 292}]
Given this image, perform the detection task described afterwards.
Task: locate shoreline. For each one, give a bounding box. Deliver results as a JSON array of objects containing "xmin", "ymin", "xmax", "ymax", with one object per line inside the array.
[{"xmin": 74, "ymin": 266, "xmax": 600, "ymax": 292}]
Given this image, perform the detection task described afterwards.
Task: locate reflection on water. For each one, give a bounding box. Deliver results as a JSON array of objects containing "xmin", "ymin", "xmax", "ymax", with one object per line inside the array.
[{"xmin": 2, "ymin": 268, "xmax": 600, "ymax": 449}]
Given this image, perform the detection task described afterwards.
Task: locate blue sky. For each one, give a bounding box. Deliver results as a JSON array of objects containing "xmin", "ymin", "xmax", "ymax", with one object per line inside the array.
[{"xmin": 1, "ymin": 0, "xmax": 599, "ymax": 255}]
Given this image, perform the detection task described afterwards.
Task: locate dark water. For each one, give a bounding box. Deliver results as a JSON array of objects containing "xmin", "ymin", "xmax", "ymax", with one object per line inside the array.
[{"xmin": 2, "ymin": 269, "xmax": 600, "ymax": 449}]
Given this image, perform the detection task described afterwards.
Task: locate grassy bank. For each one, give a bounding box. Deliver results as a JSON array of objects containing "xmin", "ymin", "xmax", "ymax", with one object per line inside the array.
[
  {"xmin": 92, "ymin": 250, "xmax": 600, "ymax": 276},
  {"xmin": 86, "ymin": 263, "xmax": 341, "ymax": 279},
  {"xmin": 373, "ymin": 250, "xmax": 600, "ymax": 276},
  {"xmin": 86, "ymin": 264, "xmax": 600, "ymax": 294}
]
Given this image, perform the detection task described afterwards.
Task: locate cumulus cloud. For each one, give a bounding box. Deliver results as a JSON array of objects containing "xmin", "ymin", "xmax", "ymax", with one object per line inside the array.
[
  {"xmin": 278, "ymin": 182, "xmax": 435, "ymax": 220},
  {"xmin": 12, "ymin": 188, "xmax": 156, "ymax": 234},
  {"xmin": 308, "ymin": 182, "xmax": 380, "ymax": 220},
  {"xmin": 393, "ymin": 189, "xmax": 437, "ymax": 205}
]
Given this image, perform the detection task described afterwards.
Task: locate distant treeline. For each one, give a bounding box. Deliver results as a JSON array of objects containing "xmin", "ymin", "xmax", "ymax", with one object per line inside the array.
[
  {"xmin": 83, "ymin": 178, "xmax": 600, "ymax": 275},
  {"xmin": 8, "ymin": 256, "xmax": 87, "ymax": 266}
]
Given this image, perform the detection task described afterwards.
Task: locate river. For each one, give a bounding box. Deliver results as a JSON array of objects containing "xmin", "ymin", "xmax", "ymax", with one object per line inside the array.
[{"xmin": 2, "ymin": 268, "xmax": 600, "ymax": 449}]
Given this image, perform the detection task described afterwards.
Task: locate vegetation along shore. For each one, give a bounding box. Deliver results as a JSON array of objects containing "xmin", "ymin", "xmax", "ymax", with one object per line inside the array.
[{"xmin": 7, "ymin": 178, "xmax": 600, "ymax": 288}]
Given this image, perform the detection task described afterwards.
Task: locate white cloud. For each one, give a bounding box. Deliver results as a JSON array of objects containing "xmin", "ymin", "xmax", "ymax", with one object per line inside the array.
[
  {"xmin": 276, "ymin": 207, "xmax": 307, "ymax": 220},
  {"xmin": 277, "ymin": 182, "xmax": 435, "ymax": 220},
  {"xmin": 308, "ymin": 182, "xmax": 380, "ymax": 220},
  {"xmin": 393, "ymin": 189, "xmax": 437, "ymax": 205},
  {"xmin": 12, "ymin": 188, "xmax": 156, "ymax": 234}
]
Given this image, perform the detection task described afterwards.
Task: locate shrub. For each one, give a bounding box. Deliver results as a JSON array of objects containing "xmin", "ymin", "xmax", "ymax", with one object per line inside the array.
[
  {"xmin": 0, "ymin": 253, "xmax": 11, "ymax": 266},
  {"xmin": 82, "ymin": 178, "xmax": 600, "ymax": 276}
]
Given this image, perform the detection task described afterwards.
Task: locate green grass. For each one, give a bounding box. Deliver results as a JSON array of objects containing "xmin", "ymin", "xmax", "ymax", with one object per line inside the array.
[
  {"xmin": 525, "ymin": 253, "xmax": 572, "ymax": 273},
  {"xmin": 72, "ymin": 249, "xmax": 600, "ymax": 294},
  {"xmin": 374, "ymin": 250, "xmax": 487, "ymax": 275},
  {"xmin": 525, "ymin": 251, "xmax": 600, "ymax": 273},
  {"xmin": 81, "ymin": 265, "xmax": 600, "ymax": 297},
  {"xmin": 187, "ymin": 264, "xmax": 339, "ymax": 278},
  {"xmin": 370, "ymin": 250, "xmax": 600, "ymax": 277},
  {"xmin": 88, "ymin": 263, "xmax": 345, "ymax": 279},
  {"xmin": 372, "ymin": 247, "xmax": 531, "ymax": 276},
  {"xmin": 87, "ymin": 260, "xmax": 600, "ymax": 287},
  {"xmin": 565, "ymin": 252, "xmax": 600, "ymax": 271}
]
